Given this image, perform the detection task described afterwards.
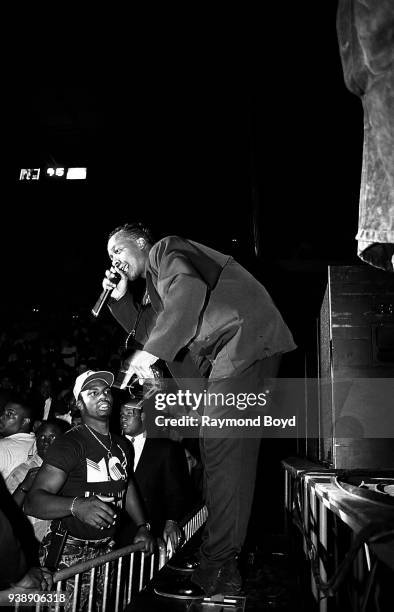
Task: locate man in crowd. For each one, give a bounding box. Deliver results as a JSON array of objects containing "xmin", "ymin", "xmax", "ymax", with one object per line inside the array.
[
  {"xmin": 117, "ymin": 397, "xmax": 190, "ymax": 551},
  {"xmin": 0, "ymin": 396, "xmax": 36, "ymax": 480},
  {"xmin": 7, "ymin": 419, "xmax": 70, "ymax": 541},
  {"xmin": 25, "ymin": 370, "xmax": 154, "ymax": 610},
  {"xmin": 102, "ymin": 222, "xmax": 296, "ymax": 598}
]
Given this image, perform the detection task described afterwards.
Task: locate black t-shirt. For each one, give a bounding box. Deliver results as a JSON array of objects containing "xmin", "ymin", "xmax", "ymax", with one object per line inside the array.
[{"xmin": 44, "ymin": 425, "xmax": 132, "ymax": 540}]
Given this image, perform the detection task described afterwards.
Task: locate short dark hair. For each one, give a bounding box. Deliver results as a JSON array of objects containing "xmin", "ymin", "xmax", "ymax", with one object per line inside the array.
[
  {"xmin": 3, "ymin": 395, "xmax": 35, "ymax": 430},
  {"xmin": 108, "ymin": 222, "xmax": 155, "ymax": 245},
  {"xmin": 39, "ymin": 418, "xmax": 71, "ymax": 435}
]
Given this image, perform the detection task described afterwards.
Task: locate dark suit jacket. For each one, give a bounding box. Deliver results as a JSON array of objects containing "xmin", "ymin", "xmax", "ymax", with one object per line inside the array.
[
  {"xmin": 116, "ymin": 437, "xmax": 191, "ymax": 545},
  {"xmin": 109, "ymin": 236, "xmax": 296, "ymax": 380}
]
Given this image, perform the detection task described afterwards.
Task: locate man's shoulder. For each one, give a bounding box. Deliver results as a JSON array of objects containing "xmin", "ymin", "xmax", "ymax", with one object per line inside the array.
[
  {"xmin": 0, "ymin": 436, "xmax": 12, "ymax": 447},
  {"xmin": 153, "ymin": 235, "xmax": 183, "ymax": 246},
  {"xmin": 0, "ymin": 433, "xmax": 35, "ymax": 447},
  {"xmin": 44, "ymin": 425, "xmax": 87, "ymax": 468},
  {"xmin": 64, "ymin": 424, "xmax": 87, "ymax": 440},
  {"xmin": 148, "ymin": 237, "xmax": 230, "ymax": 281},
  {"xmin": 1, "ymin": 432, "xmax": 35, "ymax": 441},
  {"xmin": 149, "ymin": 236, "xmax": 186, "ymax": 259},
  {"xmin": 50, "ymin": 425, "xmax": 87, "ymax": 451}
]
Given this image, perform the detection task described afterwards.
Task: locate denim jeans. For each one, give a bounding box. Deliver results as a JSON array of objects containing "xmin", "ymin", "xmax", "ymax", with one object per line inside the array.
[{"xmin": 40, "ymin": 532, "xmax": 114, "ymax": 611}]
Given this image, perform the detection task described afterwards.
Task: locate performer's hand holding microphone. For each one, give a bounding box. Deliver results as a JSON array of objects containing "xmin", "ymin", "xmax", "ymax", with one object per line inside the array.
[
  {"xmin": 91, "ymin": 262, "xmax": 129, "ymax": 317},
  {"xmin": 91, "ymin": 260, "xmax": 159, "ymax": 388}
]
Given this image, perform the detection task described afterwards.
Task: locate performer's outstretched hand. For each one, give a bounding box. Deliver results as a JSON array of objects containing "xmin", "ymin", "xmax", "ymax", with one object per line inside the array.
[{"xmin": 121, "ymin": 350, "xmax": 159, "ymax": 388}]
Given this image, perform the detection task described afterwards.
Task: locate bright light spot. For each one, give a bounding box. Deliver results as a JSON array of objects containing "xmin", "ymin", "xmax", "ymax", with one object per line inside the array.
[
  {"xmin": 66, "ymin": 167, "xmax": 87, "ymax": 180},
  {"xmin": 19, "ymin": 168, "xmax": 40, "ymax": 181},
  {"xmin": 55, "ymin": 168, "xmax": 65, "ymax": 177}
]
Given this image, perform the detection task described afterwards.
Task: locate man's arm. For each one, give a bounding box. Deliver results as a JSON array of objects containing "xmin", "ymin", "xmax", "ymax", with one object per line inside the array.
[
  {"xmin": 125, "ymin": 479, "xmax": 154, "ymax": 553},
  {"xmin": 12, "ymin": 467, "xmax": 41, "ymax": 507},
  {"xmin": 108, "ymin": 292, "xmax": 143, "ymax": 335},
  {"xmin": 124, "ymin": 478, "xmax": 147, "ymax": 526},
  {"xmin": 143, "ymin": 243, "xmax": 209, "ymax": 362},
  {"xmin": 119, "ymin": 244, "xmax": 209, "ymax": 383},
  {"xmin": 24, "ymin": 464, "xmax": 74, "ymax": 518},
  {"xmin": 25, "ymin": 464, "xmax": 116, "ymax": 529},
  {"xmin": 0, "ymin": 441, "xmax": 14, "ymax": 478}
]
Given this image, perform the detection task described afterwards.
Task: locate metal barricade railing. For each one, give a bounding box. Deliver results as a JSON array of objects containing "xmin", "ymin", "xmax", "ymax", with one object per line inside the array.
[
  {"xmin": 12, "ymin": 505, "xmax": 207, "ymax": 611},
  {"xmin": 165, "ymin": 505, "xmax": 208, "ymax": 562}
]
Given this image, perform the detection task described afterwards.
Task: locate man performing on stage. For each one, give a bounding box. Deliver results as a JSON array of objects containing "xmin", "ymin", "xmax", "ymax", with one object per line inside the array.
[{"xmin": 102, "ymin": 222, "xmax": 296, "ymax": 598}]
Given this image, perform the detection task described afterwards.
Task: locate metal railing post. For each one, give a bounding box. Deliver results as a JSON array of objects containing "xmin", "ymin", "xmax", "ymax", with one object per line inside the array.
[
  {"xmin": 115, "ymin": 556, "xmax": 122, "ymax": 612},
  {"xmin": 55, "ymin": 580, "xmax": 63, "ymax": 612},
  {"xmin": 158, "ymin": 539, "xmax": 167, "ymax": 569},
  {"xmin": 87, "ymin": 566, "xmax": 95, "ymax": 612},
  {"xmin": 150, "ymin": 553, "xmax": 155, "ymax": 579},
  {"xmin": 127, "ymin": 553, "xmax": 134, "ymax": 603},
  {"xmin": 102, "ymin": 563, "xmax": 110, "ymax": 612},
  {"xmin": 138, "ymin": 552, "xmax": 145, "ymax": 592}
]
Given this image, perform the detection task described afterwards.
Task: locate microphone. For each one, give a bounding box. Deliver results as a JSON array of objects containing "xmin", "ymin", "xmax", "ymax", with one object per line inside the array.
[{"xmin": 91, "ymin": 268, "xmax": 122, "ymax": 318}]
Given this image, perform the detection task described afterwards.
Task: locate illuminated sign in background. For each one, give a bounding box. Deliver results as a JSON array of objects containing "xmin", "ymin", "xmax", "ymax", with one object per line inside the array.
[{"xmin": 19, "ymin": 167, "xmax": 87, "ymax": 181}]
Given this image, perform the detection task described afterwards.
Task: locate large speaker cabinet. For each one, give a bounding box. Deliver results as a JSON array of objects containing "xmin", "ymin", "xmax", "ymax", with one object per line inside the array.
[{"xmin": 318, "ymin": 265, "xmax": 394, "ymax": 469}]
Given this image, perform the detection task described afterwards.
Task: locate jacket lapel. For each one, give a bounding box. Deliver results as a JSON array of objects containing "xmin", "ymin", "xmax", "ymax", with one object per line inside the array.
[{"xmin": 145, "ymin": 271, "xmax": 163, "ymax": 314}]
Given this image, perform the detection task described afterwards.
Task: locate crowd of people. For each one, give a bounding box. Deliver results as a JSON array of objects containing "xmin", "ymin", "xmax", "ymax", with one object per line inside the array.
[
  {"xmin": 0, "ymin": 310, "xmax": 204, "ymax": 607},
  {"xmin": 0, "ymin": 311, "xmax": 124, "ymax": 413}
]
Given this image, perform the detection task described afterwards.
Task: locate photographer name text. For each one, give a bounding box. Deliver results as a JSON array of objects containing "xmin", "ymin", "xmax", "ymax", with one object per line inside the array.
[{"xmin": 155, "ymin": 415, "xmax": 296, "ymax": 429}]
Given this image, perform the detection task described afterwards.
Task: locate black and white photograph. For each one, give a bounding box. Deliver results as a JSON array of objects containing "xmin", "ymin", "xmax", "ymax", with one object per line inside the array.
[{"xmin": 1, "ymin": 2, "xmax": 394, "ymax": 611}]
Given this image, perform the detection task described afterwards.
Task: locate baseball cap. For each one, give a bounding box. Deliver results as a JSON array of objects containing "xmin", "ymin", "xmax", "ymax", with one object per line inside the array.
[{"xmin": 73, "ymin": 370, "xmax": 114, "ymax": 401}]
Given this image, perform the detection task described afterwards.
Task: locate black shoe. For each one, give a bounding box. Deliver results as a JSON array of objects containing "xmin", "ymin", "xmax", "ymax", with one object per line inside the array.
[
  {"xmin": 192, "ymin": 558, "xmax": 242, "ymax": 597},
  {"xmin": 211, "ymin": 564, "xmax": 242, "ymax": 597},
  {"xmin": 154, "ymin": 575, "xmax": 205, "ymax": 600}
]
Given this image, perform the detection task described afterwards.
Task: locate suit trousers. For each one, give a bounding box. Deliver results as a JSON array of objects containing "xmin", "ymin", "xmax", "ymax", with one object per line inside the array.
[{"xmin": 197, "ymin": 354, "xmax": 281, "ymax": 570}]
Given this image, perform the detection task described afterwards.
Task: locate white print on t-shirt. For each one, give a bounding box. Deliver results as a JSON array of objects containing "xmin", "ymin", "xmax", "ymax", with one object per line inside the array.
[
  {"xmin": 108, "ymin": 456, "xmax": 125, "ymax": 480},
  {"xmin": 85, "ymin": 444, "xmax": 128, "ymax": 483},
  {"xmin": 86, "ymin": 458, "xmax": 110, "ymax": 482},
  {"xmin": 86, "ymin": 456, "xmax": 127, "ymax": 482}
]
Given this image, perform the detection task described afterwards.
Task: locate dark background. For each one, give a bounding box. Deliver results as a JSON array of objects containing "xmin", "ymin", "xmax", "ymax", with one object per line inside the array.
[
  {"xmin": 6, "ymin": 3, "xmax": 362, "ymax": 327},
  {"xmin": 5, "ymin": 4, "xmax": 365, "ymax": 535}
]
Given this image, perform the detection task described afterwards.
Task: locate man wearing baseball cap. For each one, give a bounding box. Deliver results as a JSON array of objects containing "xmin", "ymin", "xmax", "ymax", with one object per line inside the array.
[{"xmin": 25, "ymin": 370, "xmax": 154, "ymax": 610}]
